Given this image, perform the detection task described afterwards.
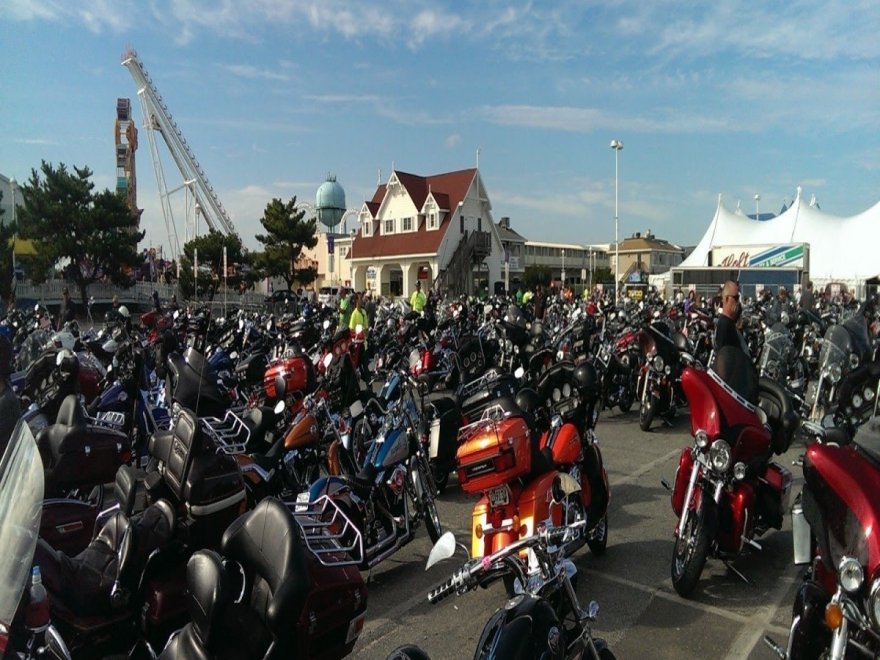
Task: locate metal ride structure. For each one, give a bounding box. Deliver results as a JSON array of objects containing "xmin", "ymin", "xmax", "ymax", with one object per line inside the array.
[{"xmin": 121, "ymin": 48, "xmax": 235, "ymax": 260}]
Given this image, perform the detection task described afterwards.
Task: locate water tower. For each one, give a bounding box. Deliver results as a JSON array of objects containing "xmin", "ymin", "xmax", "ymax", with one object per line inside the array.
[{"xmin": 315, "ymin": 174, "xmax": 346, "ymax": 232}]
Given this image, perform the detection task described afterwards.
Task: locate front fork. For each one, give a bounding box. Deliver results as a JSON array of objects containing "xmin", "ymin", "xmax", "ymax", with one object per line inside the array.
[
  {"xmin": 675, "ymin": 455, "xmax": 721, "ymax": 537},
  {"xmin": 828, "ymin": 590, "xmax": 849, "ymax": 660}
]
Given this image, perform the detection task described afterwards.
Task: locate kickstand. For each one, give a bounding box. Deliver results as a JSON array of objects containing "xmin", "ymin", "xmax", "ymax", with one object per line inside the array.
[{"xmin": 724, "ymin": 560, "xmax": 751, "ymax": 584}]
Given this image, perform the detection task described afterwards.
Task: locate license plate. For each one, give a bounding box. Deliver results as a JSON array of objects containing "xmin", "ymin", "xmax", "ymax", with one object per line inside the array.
[
  {"xmin": 488, "ymin": 485, "xmax": 510, "ymax": 508},
  {"xmin": 346, "ymin": 611, "xmax": 366, "ymax": 644}
]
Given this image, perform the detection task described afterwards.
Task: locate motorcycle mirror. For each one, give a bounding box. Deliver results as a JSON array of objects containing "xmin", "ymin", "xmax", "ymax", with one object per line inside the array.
[
  {"xmin": 273, "ymin": 400, "xmax": 286, "ymax": 416},
  {"xmin": 349, "ymin": 399, "xmax": 364, "ymax": 418},
  {"xmin": 426, "ymin": 531, "xmax": 457, "ymax": 570},
  {"xmin": 323, "ymin": 352, "xmax": 333, "ymax": 368},
  {"xmin": 551, "ymin": 472, "xmax": 581, "ymax": 504},
  {"xmin": 514, "ymin": 366, "xmax": 525, "ymax": 380}
]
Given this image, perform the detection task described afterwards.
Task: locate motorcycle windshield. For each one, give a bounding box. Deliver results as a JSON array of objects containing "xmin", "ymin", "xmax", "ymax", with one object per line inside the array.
[
  {"xmin": 758, "ymin": 323, "xmax": 793, "ymax": 376},
  {"xmin": 0, "ymin": 420, "xmax": 43, "ymax": 627},
  {"xmin": 819, "ymin": 325, "xmax": 851, "ymax": 376}
]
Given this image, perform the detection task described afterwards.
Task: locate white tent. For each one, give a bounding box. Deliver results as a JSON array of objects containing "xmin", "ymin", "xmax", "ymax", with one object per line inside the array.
[{"xmin": 679, "ymin": 187, "xmax": 880, "ymax": 293}]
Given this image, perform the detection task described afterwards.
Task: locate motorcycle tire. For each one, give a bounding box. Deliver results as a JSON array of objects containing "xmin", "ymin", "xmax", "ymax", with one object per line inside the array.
[
  {"xmin": 671, "ymin": 495, "xmax": 715, "ymax": 598},
  {"xmin": 618, "ymin": 390, "xmax": 635, "ymax": 414},
  {"xmin": 431, "ymin": 462, "xmax": 449, "ymax": 494},
  {"xmin": 416, "ymin": 460, "xmax": 443, "ymax": 543},
  {"xmin": 587, "ymin": 515, "xmax": 608, "ymax": 557},
  {"xmin": 639, "ymin": 399, "xmax": 656, "ymax": 432}
]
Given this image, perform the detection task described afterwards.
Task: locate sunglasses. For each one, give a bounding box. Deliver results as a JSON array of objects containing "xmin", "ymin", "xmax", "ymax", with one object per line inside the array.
[{"xmin": 725, "ymin": 294, "xmax": 740, "ymax": 302}]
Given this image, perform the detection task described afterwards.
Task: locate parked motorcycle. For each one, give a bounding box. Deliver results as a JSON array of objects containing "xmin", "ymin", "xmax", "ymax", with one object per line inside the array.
[
  {"xmin": 416, "ymin": 474, "xmax": 615, "ymax": 659},
  {"xmin": 765, "ymin": 418, "xmax": 880, "ymax": 659},
  {"xmin": 455, "ymin": 360, "xmax": 609, "ymax": 563},
  {"xmin": 0, "ymin": 420, "xmax": 72, "ymax": 660},
  {"xmin": 637, "ymin": 322, "xmax": 689, "ymax": 431},
  {"xmin": 665, "ymin": 345, "xmax": 798, "ymax": 597},
  {"xmin": 306, "ymin": 374, "xmax": 444, "ymax": 570}
]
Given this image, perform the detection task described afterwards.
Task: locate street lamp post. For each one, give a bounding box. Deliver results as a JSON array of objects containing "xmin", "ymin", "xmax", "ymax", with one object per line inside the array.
[
  {"xmin": 610, "ymin": 139, "xmax": 623, "ymax": 302},
  {"xmin": 754, "ymin": 193, "xmax": 760, "ymax": 220},
  {"xmin": 561, "ymin": 249, "xmax": 566, "ymax": 286},
  {"xmin": 9, "ymin": 178, "xmax": 17, "ymax": 286}
]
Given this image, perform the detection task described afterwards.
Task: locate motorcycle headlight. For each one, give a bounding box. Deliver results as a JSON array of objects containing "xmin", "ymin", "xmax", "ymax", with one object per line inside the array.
[
  {"xmin": 866, "ymin": 387, "xmax": 876, "ymax": 402},
  {"xmin": 733, "ymin": 462, "xmax": 747, "ymax": 481},
  {"xmin": 870, "ymin": 578, "xmax": 880, "ymax": 630},
  {"xmin": 709, "ymin": 439, "xmax": 732, "ymax": 472},
  {"xmin": 839, "ymin": 556, "xmax": 864, "ymax": 593},
  {"xmin": 828, "ymin": 363, "xmax": 842, "ymax": 384},
  {"xmin": 694, "ymin": 429, "xmax": 710, "ymax": 449},
  {"xmin": 850, "ymin": 353, "xmax": 860, "ymax": 370},
  {"xmin": 653, "ymin": 355, "xmax": 665, "ymax": 372},
  {"xmin": 853, "ymin": 393, "xmax": 863, "ymax": 409},
  {"xmin": 665, "ymin": 365, "xmax": 672, "ymax": 375}
]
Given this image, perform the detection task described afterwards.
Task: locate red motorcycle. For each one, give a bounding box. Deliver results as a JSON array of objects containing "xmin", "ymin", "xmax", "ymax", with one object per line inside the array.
[
  {"xmin": 764, "ymin": 420, "xmax": 880, "ymax": 659},
  {"xmin": 666, "ymin": 346, "xmax": 798, "ymax": 597},
  {"xmin": 456, "ymin": 360, "xmax": 609, "ymax": 563}
]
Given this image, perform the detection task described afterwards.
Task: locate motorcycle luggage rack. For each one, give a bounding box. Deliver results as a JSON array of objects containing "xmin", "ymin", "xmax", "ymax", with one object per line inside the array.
[
  {"xmin": 90, "ymin": 411, "xmax": 126, "ymax": 431},
  {"xmin": 458, "ymin": 370, "xmax": 499, "ymax": 399},
  {"xmin": 457, "ymin": 403, "xmax": 510, "ymax": 444},
  {"xmin": 289, "ymin": 495, "xmax": 363, "ymax": 567},
  {"xmin": 201, "ymin": 410, "xmax": 250, "ymax": 455}
]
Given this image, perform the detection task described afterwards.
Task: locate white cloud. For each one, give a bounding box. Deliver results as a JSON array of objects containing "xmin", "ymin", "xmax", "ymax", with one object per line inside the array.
[
  {"xmin": 223, "ymin": 64, "xmax": 289, "ymax": 81},
  {"xmin": 445, "ymin": 133, "xmax": 461, "ymax": 148},
  {"xmin": 14, "ymin": 138, "xmax": 57, "ymax": 145}
]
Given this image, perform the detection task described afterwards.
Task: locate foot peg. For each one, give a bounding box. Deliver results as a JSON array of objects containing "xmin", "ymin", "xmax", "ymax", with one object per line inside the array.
[
  {"xmin": 762, "ymin": 635, "xmax": 787, "ymax": 659},
  {"xmin": 742, "ymin": 536, "xmax": 762, "ymax": 551}
]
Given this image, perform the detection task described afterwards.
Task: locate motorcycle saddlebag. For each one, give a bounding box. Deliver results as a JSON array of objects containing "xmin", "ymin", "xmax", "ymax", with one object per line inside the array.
[
  {"xmin": 264, "ymin": 355, "xmax": 315, "ymax": 401},
  {"xmin": 47, "ymin": 424, "xmax": 132, "ymax": 491},
  {"xmin": 181, "ymin": 453, "xmax": 246, "ymax": 547},
  {"xmin": 234, "ymin": 352, "xmax": 267, "ymax": 386},
  {"xmin": 456, "ymin": 416, "xmax": 531, "ymax": 494},
  {"xmin": 295, "ymin": 553, "xmax": 368, "ymax": 658}
]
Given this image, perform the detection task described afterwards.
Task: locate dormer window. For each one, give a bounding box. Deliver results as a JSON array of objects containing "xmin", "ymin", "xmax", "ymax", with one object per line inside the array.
[
  {"xmin": 384, "ymin": 218, "xmax": 395, "ymax": 234},
  {"xmin": 402, "ymin": 216, "xmax": 414, "ymax": 232},
  {"xmin": 427, "ymin": 211, "xmax": 439, "ymax": 230},
  {"xmin": 362, "ymin": 220, "xmax": 373, "ymax": 237}
]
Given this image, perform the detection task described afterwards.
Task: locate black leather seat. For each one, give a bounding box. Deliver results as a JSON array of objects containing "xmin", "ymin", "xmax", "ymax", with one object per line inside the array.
[
  {"xmin": 757, "ymin": 377, "xmax": 799, "ymax": 455},
  {"xmin": 36, "ymin": 394, "xmax": 88, "ymax": 485},
  {"xmin": 36, "ymin": 466, "xmax": 176, "ymax": 616},
  {"xmin": 159, "ymin": 498, "xmax": 311, "ymax": 659},
  {"xmin": 158, "ymin": 550, "xmax": 231, "ymax": 660}
]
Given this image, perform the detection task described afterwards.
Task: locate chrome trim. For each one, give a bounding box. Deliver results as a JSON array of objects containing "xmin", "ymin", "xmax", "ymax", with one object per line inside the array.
[{"xmin": 187, "ymin": 489, "xmax": 245, "ymax": 517}]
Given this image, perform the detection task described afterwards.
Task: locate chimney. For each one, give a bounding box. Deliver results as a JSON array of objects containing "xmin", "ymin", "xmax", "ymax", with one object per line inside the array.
[
  {"xmin": 499, "ymin": 216, "xmax": 510, "ymax": 229},
  {"xmin": 634, "ymin": 231, "xmax": 641, "ymax": 238}
]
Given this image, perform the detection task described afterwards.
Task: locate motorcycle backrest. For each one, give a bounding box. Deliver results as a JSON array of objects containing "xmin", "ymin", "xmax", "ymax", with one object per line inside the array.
[
  {"xmin": 163, "ymin": 408, "xmax": 202, "ymax": 501},
  {"xmin": 220, "ymin": 498, "xmax": 310, "ymax": 641},
  {"xmin": 757, "ymin": 377, "xmax": 798, "ymax": 454}
]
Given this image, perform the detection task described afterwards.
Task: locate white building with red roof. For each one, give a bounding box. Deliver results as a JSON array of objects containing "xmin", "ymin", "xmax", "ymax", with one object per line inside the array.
[{"xmin": 350, "ymin": 168, "xmax": 504, "ymax": 298}]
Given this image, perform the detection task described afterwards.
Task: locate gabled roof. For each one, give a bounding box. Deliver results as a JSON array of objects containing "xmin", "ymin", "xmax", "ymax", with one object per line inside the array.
[
  {"xmin": 496, "ymin": 223, "xmax": 527, "ymax": 243},
  {"xmin": 352, "ymin": 168, "xmax": 477, "ymax": 259},
  {"xmin": 617, "ymin": 233, "xmax": 682, "ymax": 253}
]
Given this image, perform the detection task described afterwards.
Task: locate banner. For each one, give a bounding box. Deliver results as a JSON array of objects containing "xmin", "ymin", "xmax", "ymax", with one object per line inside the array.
[{"xmin": 710, "ymin": 243, "xmax": 806, "ymax": 269}]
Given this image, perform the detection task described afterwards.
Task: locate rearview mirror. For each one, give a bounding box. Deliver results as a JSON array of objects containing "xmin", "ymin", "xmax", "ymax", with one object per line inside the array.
[
  {"xmin": 426, "ymin": 531, "xmax": 457, "ymax": 570},
  {"xmin": 349, "ymin": 400, "xmax": 364, "ymax": 418},
  {"xmin": 273, "ymin": 400, "xmax": 286, "ymax": 416},
  {"xmin": 323, "ymin": 353, "xmax": 333, "ymax": 368}
]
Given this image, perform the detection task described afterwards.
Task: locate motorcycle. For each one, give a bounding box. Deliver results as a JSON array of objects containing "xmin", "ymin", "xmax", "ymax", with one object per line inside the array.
[
  {"xmin": 157, "ymin": 497, "xmax": 367, "ymax": 659},
  {"xmin": 415, "ymin": 473, "xmax": 615, "ymax": 659},
  {"xmin": 305, "ymin": 374, "xmax": 444, "ymax": 570},
  {"xmin": 0, "ymin": 420, "xmax": 72, "ymax": 660},
  {"xmin": 455, "ymin": 360, "xmax": 609, "ymax": 564},
  {"xmin": 665, "ymin": 345, "xmax": 799, "ymax": 597},
  {"xmin": 764, "ymin": 418, "xmax": 880, "ymax": 659},
  {"xmin": 637, "ymin": 322, "xmax": 689, "ymax": 432}
]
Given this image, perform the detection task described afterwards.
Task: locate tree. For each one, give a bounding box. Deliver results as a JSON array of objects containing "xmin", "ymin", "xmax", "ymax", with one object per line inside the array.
[
  {"xmin": 177, "ymin": 230, "xmax": 256, "ymax": 301},
  {"xmin": 254, "ymin": 197, "xmax": 319, "ymax": 291},
  {"xmin": 15, "ymin": 161, "xmax": 144, "ymax": 304},
  {"xmin": 523, "ymin": 264, "xmax": 552, "ymax": 289},
  {"xmin": 0, "ymin": 191, "xmax": 15, "ymax": 306}
]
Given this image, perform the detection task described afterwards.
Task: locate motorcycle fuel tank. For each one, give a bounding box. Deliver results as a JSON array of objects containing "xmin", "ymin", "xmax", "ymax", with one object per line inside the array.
[{"xmin": 284, "ymin": 412, "xmax": 319, "ymax": 450}]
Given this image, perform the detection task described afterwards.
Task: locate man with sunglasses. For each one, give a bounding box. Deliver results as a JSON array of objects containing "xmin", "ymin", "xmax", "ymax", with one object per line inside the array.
[{"xmin": 715, "ymin": 279, "xmax": 749, "ymax": 357}]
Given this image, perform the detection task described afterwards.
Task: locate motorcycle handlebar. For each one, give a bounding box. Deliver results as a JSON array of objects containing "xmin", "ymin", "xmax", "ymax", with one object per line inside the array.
[{"xmin": 427, "ymin": 574, "xmax": 459, "ymax": 604}]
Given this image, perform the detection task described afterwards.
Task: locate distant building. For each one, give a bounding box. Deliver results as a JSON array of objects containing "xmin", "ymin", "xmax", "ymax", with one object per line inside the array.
[
  {"xmin": 524, "ymin": 241, "xmax": 609, "ymax": 288},
  {"xmin": 0, "ymin": 174, "xmax": 20, "ymax": 227},
  {"xmin": 349, "ymin": 168, "xmax": 505, "ymax": 297},
  {"xmin": 496, "ymin": 217, "xmax": 526, "ymax": 288},
  {"xmin": 612, "ymin": 230, "xmax": 684, "ymax": 283}
]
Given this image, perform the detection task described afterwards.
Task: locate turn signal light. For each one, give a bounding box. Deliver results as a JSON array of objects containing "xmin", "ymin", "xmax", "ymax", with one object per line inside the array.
[{"xmin": 825, "ymin": 602, "xmax": 844, "ymax": 630}]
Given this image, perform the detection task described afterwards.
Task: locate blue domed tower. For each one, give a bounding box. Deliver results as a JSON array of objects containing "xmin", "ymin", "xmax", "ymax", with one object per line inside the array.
[{"xmin": 315, "ymin": 174, "xmax": 346, "ymax": 231}]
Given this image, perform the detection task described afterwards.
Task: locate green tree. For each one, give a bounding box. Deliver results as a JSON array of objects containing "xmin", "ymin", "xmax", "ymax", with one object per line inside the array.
[
  {"xmin": 0, "ymin": 190, "xmax": 15, "ymax": 306},
  {"xmin": 177, "ymin": 231, "xmax": 255, "ymax": 300},
  {"xmin": 523, "ymin": 264, "xmax": 552, "ymax": 289},
  {"xmin": 15, "ymin": 161, "xmax": 144, "ymax": 304},
  {"xmin": 254, "ymin": 197, "xmax": 319, "ymax": 291}
]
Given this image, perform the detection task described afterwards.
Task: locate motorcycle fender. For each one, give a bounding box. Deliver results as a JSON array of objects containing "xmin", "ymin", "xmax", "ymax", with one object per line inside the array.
[
  {"xmin": 721, "ymin": 482, "xmax": 756, "ymax": 554},
  {"xmin": 788, "ymin": 579, "xmax": 831, "ymax": 659},
  {"xmin": 308, "ymin": 475, "xmax": 353, "ymax": 503},
  {"xmin": 671, "ymin": 448, "xmax": 694, "ymax": 517},
  {"xmin": 518, "ymin": 472, "xmax": 563, "ymax": 536},
  {"xmin": 475, "ymin": 594, "xmax": 559, "ymax": 659},
  {"xmin": 548, "ymin": 423, "xmax": 581, "ymax": 465}
]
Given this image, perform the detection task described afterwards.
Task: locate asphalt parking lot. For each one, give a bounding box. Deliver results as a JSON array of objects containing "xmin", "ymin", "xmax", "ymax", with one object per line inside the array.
[{"xmin": 351, "ymin": 407, "xmax": 804, "ymax": 660}]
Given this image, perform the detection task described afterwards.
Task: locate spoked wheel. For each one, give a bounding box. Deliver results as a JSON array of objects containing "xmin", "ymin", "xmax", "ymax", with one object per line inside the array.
[
  {"xmin": 415, "ymin": 459, "xmax": 443, "ymax": 543},
  {"xmin": 587, "ymin": 515, "xmax": 608, "ymax": 556},
  {"xmin": 351, "ymin": 418, "xmax": 373, "ymax": 469},
  {"xmin": 671, "ymin": 496, "xmax": 714, "ymax": 598},
  {"xmin": 431, "ymin": 461, "xmax": 450, "ymax": 494}
]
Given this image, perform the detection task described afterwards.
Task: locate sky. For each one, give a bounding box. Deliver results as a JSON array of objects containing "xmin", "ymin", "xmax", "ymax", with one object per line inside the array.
[{"xmin": 2, "ymin": 0, "xmax": 879, "ymax": 256}]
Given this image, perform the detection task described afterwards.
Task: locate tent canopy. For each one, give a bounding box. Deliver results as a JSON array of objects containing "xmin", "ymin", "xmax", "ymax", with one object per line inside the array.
[{"xmin": 679, "ymin": 187, "xmax": 880, "ymax": 284}]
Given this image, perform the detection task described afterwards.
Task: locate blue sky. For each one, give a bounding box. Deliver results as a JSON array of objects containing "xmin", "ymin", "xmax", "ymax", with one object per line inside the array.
[{"xmin": 3, "ymin": 0, "xmax": 879, "ymax": 255}]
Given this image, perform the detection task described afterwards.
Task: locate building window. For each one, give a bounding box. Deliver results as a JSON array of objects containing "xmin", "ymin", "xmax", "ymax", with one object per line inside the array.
[
  {"xmin": 427, "ymin": 212, "xmax": 438, "ymax": 230},
  {"xmin": 403, "ymin": 216, "xmax": 413, "ymax": 232},
  {"xmin": 384, "ymin": 218, "xmax": 394, "ymax": 234},
  {"xmin": 362, "ymin": 220, "xmax": 373, "ymax": 237},
  {"xmin": 460, "ymin": 215, "xmax": 464, "ymax": 234}
]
